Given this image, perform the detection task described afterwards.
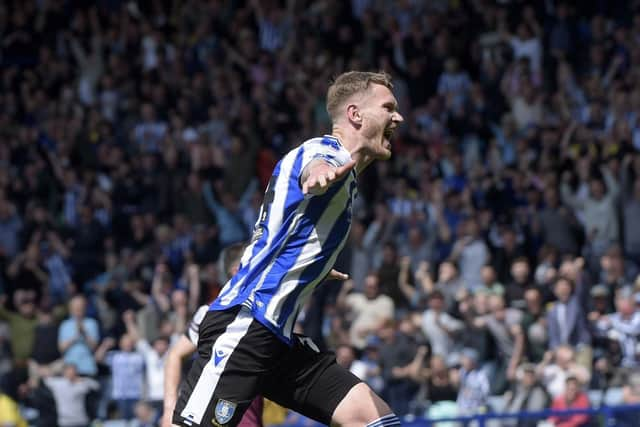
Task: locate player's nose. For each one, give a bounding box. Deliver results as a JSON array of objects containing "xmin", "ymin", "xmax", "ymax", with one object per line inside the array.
[{"xmin": 393, "ymin": 111, "xmax": 404, "ymax": 124}]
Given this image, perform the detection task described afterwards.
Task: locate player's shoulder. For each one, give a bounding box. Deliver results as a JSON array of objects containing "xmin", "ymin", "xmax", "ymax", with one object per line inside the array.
[
  {"xmin": 191, "ymin": 305, "xmax": 209, "ymax": 325},
  {"xmin": 301, "ymin": 135, "xmax": 343, "ymax": 151},
  {"xmin": 298, "ymin": 135, "xmax": 351, "ymax": 166}
]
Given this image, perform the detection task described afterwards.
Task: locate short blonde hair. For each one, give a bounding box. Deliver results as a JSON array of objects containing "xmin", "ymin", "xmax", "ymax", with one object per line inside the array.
[{"xmin": 326, "ymin": 71, "xmax": 393, "ymax": 121}]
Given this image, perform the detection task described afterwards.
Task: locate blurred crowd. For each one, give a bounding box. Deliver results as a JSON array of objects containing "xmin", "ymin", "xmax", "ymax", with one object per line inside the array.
[{"xmin": 3, "ymin": 0, "xmax": 640, "ymax": 426}]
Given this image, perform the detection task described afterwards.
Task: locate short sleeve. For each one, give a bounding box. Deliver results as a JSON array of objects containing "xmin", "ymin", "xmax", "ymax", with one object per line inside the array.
[
  {"xmin": 58, "ymin": 320, "xmax": 72, "ymax": 344},
  {"xmin": 299, "ymin": 137, "xmax": 350, "ymax": 177},
  {"xmin": 135, "ymin": 339, "xmax": 152, "ymax": 356},
  {"xmin": 185, "ymin": 305, "xmax": 209, "ymax": 345},
  {"xmin": 85, "ymin": 318, "xmax": 100, "ymax": 342}
]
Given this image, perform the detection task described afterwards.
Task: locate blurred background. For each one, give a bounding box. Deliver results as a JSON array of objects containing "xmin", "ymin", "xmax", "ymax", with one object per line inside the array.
[{"xmin": 2, "ymin": 0, "xmax": 640, "ymax": 426}]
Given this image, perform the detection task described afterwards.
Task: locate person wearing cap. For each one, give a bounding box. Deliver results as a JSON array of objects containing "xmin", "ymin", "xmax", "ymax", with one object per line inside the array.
[
  {"xmin": 588, "ymin": 284, "xmax": 612, "ymax": 320},
  {"xmin": 503, "ymin": 363, "xmax": 550, "ymax": 427},
  {"xmin": 455, "ymin": 347, "xmax": 490, "ymax": 416}
]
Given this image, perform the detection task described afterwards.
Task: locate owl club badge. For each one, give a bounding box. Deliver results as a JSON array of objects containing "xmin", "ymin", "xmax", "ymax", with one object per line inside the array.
[{"xmin": 214, "ymin": 399, "xmax": 237, "ymax": 425}]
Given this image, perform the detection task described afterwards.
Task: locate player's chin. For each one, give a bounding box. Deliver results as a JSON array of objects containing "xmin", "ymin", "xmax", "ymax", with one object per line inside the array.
[{"xmin": 377, "ymin": 141, "xmax": 392, "ymax": 160}]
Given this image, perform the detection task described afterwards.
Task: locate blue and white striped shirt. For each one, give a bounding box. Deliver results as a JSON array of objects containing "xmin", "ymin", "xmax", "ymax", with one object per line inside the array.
[{"xmin": 209, "ymin": 136, "xmax": 357, "ymax": 344}]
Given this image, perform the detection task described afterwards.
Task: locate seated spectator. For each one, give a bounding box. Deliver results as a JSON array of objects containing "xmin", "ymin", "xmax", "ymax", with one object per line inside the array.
[
  {"xmin": 538, "ymin": 346, "xmax": 591, "ymax": 398},
  {"xmin": 43, "ymin": 363, "xmax": 100, "ymax": 427},
  {"xmin": 336, "ymin": 274, "xmax": 394, "ymax": 350},
  {"xmin": 456, "ymin": 348, "xmax": 490, "ymax": 416},
  {"xmin": 58, "ymin": 295, "xmax": 100, "ymax": 377},
  {"xmin": 547, "ymin": 277, "xmax": 591, "ymax": 368},
  {"xmin": 547, "ymin": 376, "xmax": 590, "ymax": 427},
  {"xmin": 503, "ymin": 363, "xmax": 550, "ymax": 427}
]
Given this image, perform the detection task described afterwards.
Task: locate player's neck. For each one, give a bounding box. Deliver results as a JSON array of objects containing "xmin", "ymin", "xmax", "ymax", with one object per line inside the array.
[{"xmin": 329, "ymin": 128, "xmax": 372, "ymax": 174}]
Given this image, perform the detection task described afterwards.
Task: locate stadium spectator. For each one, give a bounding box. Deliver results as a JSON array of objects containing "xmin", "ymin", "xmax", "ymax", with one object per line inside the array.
[
  {"xmin": 456, "ymin": 348, "xmax": 490, "ymax": 416},
  {"xmin": 378, "ymin": 317, "xmax": 421, "ymax": 416},
  {"xmin": 58, "ymin": 295, "xmax": 100, "ymax": 377},
  {"xmin": 521, "ymin": 287, "xmax": 548, "ymax": 364},
  {"xmin": 503, "ymin": 363, "xmax": 550, "ymax": 427},
  {"xmin": 336, "ymin": 275, "xmax": 394, "ymax": 350},
  {"xmin": 547, "ymin": 376, "xmax": 590, "ymax": 427},
  {"xmin": 594, "ymin": 286, "xmax": 640, "ymax": 369},
  {"xmin": 539, "ymin": 346, "xmax": 591, "ymax": 398},
  {"xmin": 476, "ymin": 294, "xmax": 524, "ymax": 394},
  {"xmin": 449, "ymin": 217, "xmax": 489, "ymax": 291},
  {"xmin": 42, "ymin": 363, "xmax": 100, "ymax": 427},
  {"xmin": 420, "ymin": 290, "xmax": 464, "ymax": 360},
  {"xmin": 123, "ymin": 310, "xmax": 168, "ymax": 416},
  {"xmin": 95, "ymin": 332, "xmax": 145, "ymax": 420},
  {"xmin": 546, "ymin": 277, "xmax": 591, "ymax": 361}
]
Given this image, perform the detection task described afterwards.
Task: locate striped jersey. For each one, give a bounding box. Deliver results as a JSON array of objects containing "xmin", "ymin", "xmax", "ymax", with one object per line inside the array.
[{"xmin": 209, "ymin": 135, "xmax": 357, "ymax": 344}]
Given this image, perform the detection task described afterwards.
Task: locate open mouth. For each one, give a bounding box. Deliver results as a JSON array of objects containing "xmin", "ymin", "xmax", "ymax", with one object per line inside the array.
[{"xmin": 383, "ymin": 126, "xmax": 396, "ymax": 141}]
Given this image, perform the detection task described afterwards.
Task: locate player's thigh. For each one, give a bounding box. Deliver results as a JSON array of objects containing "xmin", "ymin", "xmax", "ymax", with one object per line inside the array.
[
  {"xmin": 331, "ymin": 382, "xmax": 395, "ymax": 427},
  {"xmin": 262, "ymin": 335, "xmax": 361, "ymax": 425},
  {"xmin": 173, "ymin": 308, "xmax": 283, "ymax": 427}
]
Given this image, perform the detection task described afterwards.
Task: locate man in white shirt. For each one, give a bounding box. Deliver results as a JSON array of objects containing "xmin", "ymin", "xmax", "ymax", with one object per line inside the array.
[
  {"xmin": 123, "ymin": 310, "xmax": 170, "ymax": 415},
  {"xmin": 421, "ymin": 290, "xmax": 464, "ymax": 358},
  {"xmin": 337, "ymin": 274, "xmax": 395, "ymax": 350},
  {"xmin": 43, "ymin": 363, "xmax": 100, "ymax": 427}
]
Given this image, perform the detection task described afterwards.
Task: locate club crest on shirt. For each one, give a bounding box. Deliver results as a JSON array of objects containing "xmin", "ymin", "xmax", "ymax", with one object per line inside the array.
[{"xmin": 214, "ymin": 399, "xmax": 236, "ymax": 425}]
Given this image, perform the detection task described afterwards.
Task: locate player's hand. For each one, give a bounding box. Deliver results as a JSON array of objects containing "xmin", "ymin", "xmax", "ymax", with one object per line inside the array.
[
  {"xmin": 302, "ymin": 160, "xmax": 356, "ymax": 195},
  {"xmin": 327, "ymin": 269, "xmax": 349, "ymax": 281}
]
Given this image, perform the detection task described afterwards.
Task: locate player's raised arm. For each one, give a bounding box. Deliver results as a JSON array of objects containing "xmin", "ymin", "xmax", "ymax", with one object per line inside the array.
[{"xmin": 301, "ymin": 159, "xmax": 356, "ymax": 195}]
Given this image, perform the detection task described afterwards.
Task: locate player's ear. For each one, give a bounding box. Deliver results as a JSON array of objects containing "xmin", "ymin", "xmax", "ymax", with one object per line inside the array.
[{"xmin": 346, "ymin": 104, "xmax": 361, "ymax": 125}]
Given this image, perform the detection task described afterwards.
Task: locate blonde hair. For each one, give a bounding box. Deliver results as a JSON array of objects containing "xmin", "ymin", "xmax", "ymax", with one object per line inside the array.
[{"xmin": 326, "ymin": 71, "xmax": 393, "ymax": 121}]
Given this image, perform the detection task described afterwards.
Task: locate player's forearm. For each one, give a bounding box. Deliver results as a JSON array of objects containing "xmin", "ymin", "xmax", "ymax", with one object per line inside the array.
[{"xmin": 163, "ymin": 350, "xmax": 183, "ymax": 413}]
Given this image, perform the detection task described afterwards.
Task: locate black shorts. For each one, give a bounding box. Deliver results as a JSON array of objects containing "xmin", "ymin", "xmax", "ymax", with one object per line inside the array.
[{"xmin": 173, "ymin": 306, "xmax": 361, "ymax": 427}]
